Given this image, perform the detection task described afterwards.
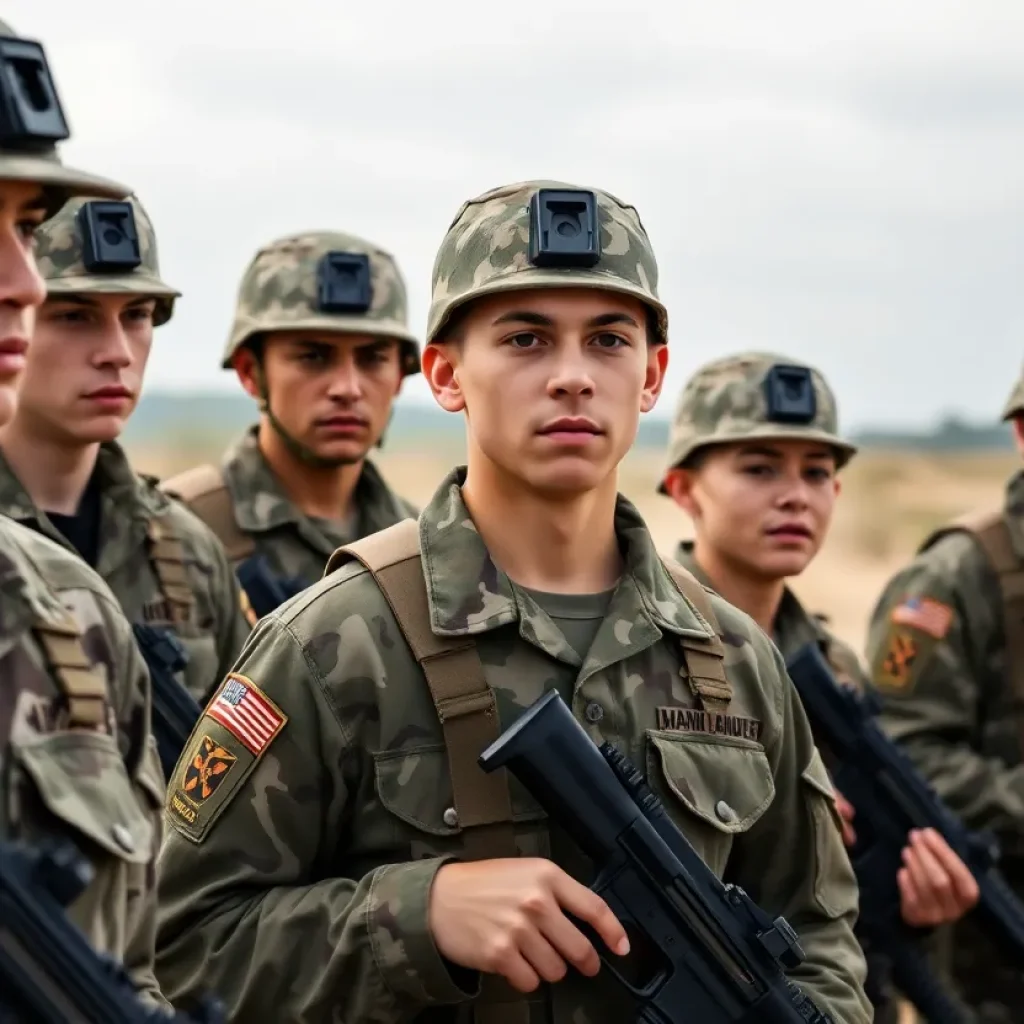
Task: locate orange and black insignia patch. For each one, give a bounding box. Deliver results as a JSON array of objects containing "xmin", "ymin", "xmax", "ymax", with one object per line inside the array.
[
  {"xmin": 876, "ymin": 629, "xmax": 918, "ymax": 690},
  {"xmin": 182, "ymin": 735, "xmax": 237, "ymax": 802},
  {"xmin": 169, "ymin": 735, "xmax": 237, "ymax": 831}
]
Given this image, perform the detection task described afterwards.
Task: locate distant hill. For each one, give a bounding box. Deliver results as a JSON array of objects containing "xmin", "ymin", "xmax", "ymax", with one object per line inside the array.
[{"xmin": 122, "ymin": 392, "xmax": 1014, "ymax": 453}]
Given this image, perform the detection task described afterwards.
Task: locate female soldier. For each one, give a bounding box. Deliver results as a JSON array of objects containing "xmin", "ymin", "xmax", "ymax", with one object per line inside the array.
[{"xmin": 659, "ymin": 350, "xmax": 981, "ymax": 1023}]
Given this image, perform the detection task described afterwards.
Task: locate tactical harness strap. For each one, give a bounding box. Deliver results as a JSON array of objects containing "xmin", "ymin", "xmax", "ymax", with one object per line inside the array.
[
  {"xmin": 660, "ymin": 560, "xmax": 731, "ymax": 711},
  {"xmin": 922, "ymin": 509, "xmax": 1024, "ymax": 731},
  {"xmin": 329, "ymin": 521, "xmax": 524, "ymax": 1024},
  {"xmin": 32, "ymin": 613, "xmax": 108, "ymax": 730},
  {"xmin": 159, "ymin": 464, "xmax": 256, "ymax": 563},
  {"xmin": 145, "ymin": 518, "xmax": 195, "ymax": 626}
]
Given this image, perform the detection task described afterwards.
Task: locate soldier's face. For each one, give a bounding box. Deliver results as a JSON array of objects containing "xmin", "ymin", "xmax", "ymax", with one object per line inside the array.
[
  {"xmin": 665, "ymin": 440, "xmax": 840, "ymax": 580},
  {"xmin": 22, "ymin": 293, "xmax": 157, "ymax": 444},
  {"xmin": 0, "ymin": 181, "xmax": 49, "ymax": 429},
  {"xmin": 425, "ymin": 288, "xmax": 667, "ymax": 497},
  {"xmin": 245, "ymin": 331, "xmax": 404, "ymax": 464}
]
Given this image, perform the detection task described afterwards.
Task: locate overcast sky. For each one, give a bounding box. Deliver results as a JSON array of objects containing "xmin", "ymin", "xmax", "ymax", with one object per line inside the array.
[{"xmin": 8, "ymin": 1, "xmax": 1023, "ymax": 430}]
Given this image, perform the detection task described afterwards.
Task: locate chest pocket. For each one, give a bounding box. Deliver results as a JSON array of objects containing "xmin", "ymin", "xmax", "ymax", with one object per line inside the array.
[
  {"xmin": 372, "ymin": 744, "xmax": 548, "ymax": 862},
  {"xmin": 645, "ymin": 730, "xmax": 775, "ymax": 879},
  {"xmin": 10, "ymin": 730, "xmax": 160, "ymax": 958}
]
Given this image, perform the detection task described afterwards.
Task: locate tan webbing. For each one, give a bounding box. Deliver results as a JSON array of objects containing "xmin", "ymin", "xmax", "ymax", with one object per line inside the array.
[
  {"xmin": 329, "ymin": 522, "xmax": 526, "ymax": 1024},
  {"xmin": 159, "ymin": 465, "xmax": 255, "ymax": 563},
  {"xmin": 145, "ymin": 517, "xmax": 194, "ymax": 626},
  {"xmin": 33, "ymin": 613, "xmax": 109, "ymax": 730},
  {"xmin": 923, "ymin": 508, "xmax": 1024, "ymax": 736},
  {"xmin": 662, "ymin": 558, "xmax": 733, "ymax": 712}
]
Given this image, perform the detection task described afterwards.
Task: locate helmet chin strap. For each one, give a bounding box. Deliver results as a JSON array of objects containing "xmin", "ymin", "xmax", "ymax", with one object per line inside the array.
[{"xmin": 254, "ymin": 363, "xmax": 357, "ymax": 470}]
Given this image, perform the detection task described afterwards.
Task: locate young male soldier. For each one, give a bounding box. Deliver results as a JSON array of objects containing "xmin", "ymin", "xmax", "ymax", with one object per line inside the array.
[
  {"xmin": 0, "ymin": 17, "xmax": 169, "ymax": 1010},
  {"xmin": 161, "ymin": 231, "xmax": 419, "ymax": 618},
  {"xmin": 659, "ymin": 351, "xmax": 980, "ymax": 1024},
  {"xmin": 0, "ymin": 195, "xmax": 251, "ymax": 707},
  {"xmin": 866, "ymin": 364, "xmax": 1024, "ymax": 1023},
  {"xmin": 155, "ymin": 180, "xmax": 871, "ymax": 1023}
]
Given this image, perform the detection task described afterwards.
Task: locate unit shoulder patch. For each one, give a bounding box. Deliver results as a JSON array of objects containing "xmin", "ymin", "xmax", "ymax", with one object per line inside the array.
[{"xmin": 166, "ymin": 673, "xmax": 288, "ymax": 844}]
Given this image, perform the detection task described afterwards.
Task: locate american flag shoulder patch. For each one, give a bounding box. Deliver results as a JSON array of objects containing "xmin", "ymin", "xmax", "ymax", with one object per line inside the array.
[
  {"xmin": 890, "ymin": 596, "xmax": 953, "ymax": 640},
  {"xmin": 206, "ymin": 673, "xmax": 287, "ymax": 756}
]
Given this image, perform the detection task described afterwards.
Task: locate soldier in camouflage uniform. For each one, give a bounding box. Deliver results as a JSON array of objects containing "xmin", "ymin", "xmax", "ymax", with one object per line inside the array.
[
  {"xmin": 0, "ymin": 16, "xmax": 169, "ymax": 1010},
  {"xmin": 0, "ymin": 195, "xmax": 251, "ymax": 705},
  {"xmin": 155, "ymin": 180, "xmax": 871, "ymax": 1023},
  {"xmin": 659, "ymin": 351, "xmax": 981, "ymax": 1024},
  {"xmin": 865, "ymin": 363, "xmax": 1024, "ymax": 1022},
  {"xmin": 160, "ymin": 231, "xmax": 420, "ymax": 616}
]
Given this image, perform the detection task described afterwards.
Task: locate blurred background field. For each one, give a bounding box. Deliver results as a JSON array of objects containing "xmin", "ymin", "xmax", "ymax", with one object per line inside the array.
[{"xmin": 125, "ymin": 392, "xmax": 1018, "ymax": 661}]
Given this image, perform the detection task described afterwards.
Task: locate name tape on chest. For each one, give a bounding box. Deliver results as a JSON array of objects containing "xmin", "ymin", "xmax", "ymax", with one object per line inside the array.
[
  {"xmin": 207, "ymin": 673, "xmax": 287, "ymax": 755},
  {"xmin": 656, "ymin": 706, "xmax": 762, "ymax": 743}
]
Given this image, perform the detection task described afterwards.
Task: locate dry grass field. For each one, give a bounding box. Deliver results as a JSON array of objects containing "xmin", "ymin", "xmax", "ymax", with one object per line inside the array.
[{"xmin": 130, "ymin": 436, "xmax": 1018, "ymax": 658}]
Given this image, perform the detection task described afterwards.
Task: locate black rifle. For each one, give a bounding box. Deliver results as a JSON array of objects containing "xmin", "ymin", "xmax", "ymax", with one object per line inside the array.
[
  {"xmin": 132, "ymin": 623, "xmax": 200, "ymax": 780},
  {"xmin": 479, "ymin": 689, "xmax": 835, "ymax": 1023},
  {"xmin": 235, "ymin": 554, "xmax": 305, "ymax": 619},
  {"xmin": 787, "ymin": 642, "xmax": 1024, "ymax": 1023},
  {"xmin": 0, "ymin": 839, "xmax": 223, "ymax": 1023}
]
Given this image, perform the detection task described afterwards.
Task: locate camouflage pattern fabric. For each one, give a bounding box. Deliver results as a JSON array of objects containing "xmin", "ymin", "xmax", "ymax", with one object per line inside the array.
[
  {"xmin": 0, "ymin": 442, "xmax": 251, "ymax": 703},
  {"xmin": 34, "ymin": 194, "xmax": 180, "ymax": 325},
  {"xmin": 0, "ymin": 18, "xmax": 129, "ymax": 210},
  {"xmin": 154, "ymin": 467, "xmax": 871, "ymax": 1024},
  {"xmin": 0, "ymin": 515, "xmax": 168, "ymax": 1009},
  {"xmin": 676, "ymin": 540, "xmax": 903, "ymax": 1024},
  {"xmin": 1001, "ymin": 366, "xmax": 1024, "ymax": 422},
  {"xmin": 222, "ymin": 229, "xmax": 420, "ymax": 375},
  {"xmin": 866, "ymin": 468, "xmax": 1024, "ymax": 1022},
  {"xmin": 427, "ymin": 179, "xmax": 668, "ymax": 345},
  {"xmin": 657, "ymin": 351, "xmax": 857, "ymax": 492},
  {"xmin": 190, "ymin": 425, "xmax": 417, "ymax": 586}
]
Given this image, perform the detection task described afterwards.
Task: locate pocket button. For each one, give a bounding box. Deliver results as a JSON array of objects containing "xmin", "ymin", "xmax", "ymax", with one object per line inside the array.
[
  {"xmin": 442, "ymin": 807, "xmax": 459, "ymax": 828},
  {"xmin": 714, "ymin": 800, "xmax": 738, "ymax": 825},
  {"xmin": 111, "ymin": 823, "xmax": 136, "ymax": 854}
]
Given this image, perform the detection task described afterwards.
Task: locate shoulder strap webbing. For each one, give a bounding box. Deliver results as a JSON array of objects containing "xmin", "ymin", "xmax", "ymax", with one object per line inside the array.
[
  {"xmin": 330, "ymin": 523, "xmax": 526, "ymax": 1024},
  {"xmin": 32, "ymin": 612, "xmax": 109, "ymax": 730},
  {"xmin": 159, "ymin": 465, "xmax": 255, "ymax": 563},
  {"xmin": 145, "ymin": 516, "xmax": 194, "ymax": 626},
  {"xmin": 329, "ymin": 522, "xmax": 518, "ymax": 856},
  {"xmin": 919, "ymin": 508, "xmax": 1024, "ymax": 749},
  {"xmin": 661, "ymin": 558, "xmax": 733, "ymax": 712}
]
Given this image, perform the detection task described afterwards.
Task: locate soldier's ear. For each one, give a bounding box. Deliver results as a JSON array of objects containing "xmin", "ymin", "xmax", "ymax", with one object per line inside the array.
[
  {"xmin": 232, "ymin": 346, "xmax": 262, "ymax": 401},
  {"xmin": 422, "ymin": 342, "xmax": 465, "ymax": 414},
  {"xmin": 641, "ymin": 342, "xmax": 669, "ymax": 413},
  {"xmin": 1012, "ymin": 415, "xmax": 1024, "ymax": 459},
  {"xmin": 663, "ymin": 468, "xmax": 701, "ymax": 519}
]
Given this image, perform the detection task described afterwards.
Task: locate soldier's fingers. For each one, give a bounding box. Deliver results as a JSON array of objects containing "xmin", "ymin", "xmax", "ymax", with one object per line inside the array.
[
  {"xmin": 897, "ymin": 865, "xmax": 926, "ymax": 925},
  {"xmin": 519, "ymin": 928, "xmax": 571, "ymax": 985},
  {"xmin": 903, "ymin": 836, "xmax": 960, "ymax": 922},
  {"xmin": 492, "ymin": 945, "xmax": 543, "ymax": 993},
  {"xmin": 552, "ymin": 873, "xmax": 630, "ymax": 958},
  {"xmin": 916, "ymin": 829, "xmax": 980, "ymax": 909}
]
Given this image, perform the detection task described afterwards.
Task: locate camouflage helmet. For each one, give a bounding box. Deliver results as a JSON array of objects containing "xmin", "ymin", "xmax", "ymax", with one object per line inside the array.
[
  {"xmin": 222, "ymin": 230, "xmax": 420, "ymax": 375},
  {"xmin": 34, "ymin": 195, "xmax": 179, "ymax": 325},
  {"xmin": 428, "ymin": 179, "xmax": 667, "ymax": 346},
  {"xmin": 1001, "ymin": 364, "xmax": 1024, "ymax": 421},
  {"xmin": 658, "ymin": 351, "xmax": 858, "ymax": 493},
  {"xmin": 0, "ymin": 20, "xmax": 128, "ymax": 212}
]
